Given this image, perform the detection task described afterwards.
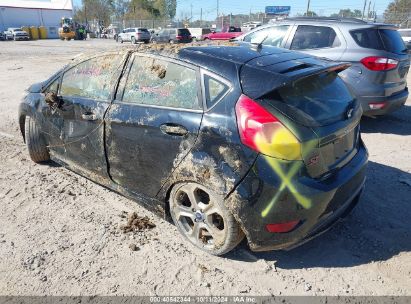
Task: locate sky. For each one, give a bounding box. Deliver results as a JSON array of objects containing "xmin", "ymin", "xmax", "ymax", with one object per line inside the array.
[{"xmin": 72, "ymin": 0, "xmax": 393, "ymax": 21}]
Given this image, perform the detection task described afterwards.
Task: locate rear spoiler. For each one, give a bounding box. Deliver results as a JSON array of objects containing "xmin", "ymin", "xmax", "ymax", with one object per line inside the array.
[{"xmin": 240, "ymin": 61, "xmax": 351, "ymax": 100}]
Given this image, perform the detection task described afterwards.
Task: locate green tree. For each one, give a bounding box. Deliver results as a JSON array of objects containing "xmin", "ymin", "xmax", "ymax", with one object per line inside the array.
[
  {"xmin": 303, "ymin": 11, "xmax": 318, "ymax": 17},
  {"xmin": 165, "ymin": 0, "xmax": 177, "ymax": 19},
  {"xmin": 74, "ymin": 0, "xmax": 114, "ymax": 25},
  {"xmin": 384, "ymin": 0, "xmax": 411, "ymax": 27},
  {"xmin": 330, "ymin": 9, "xmax": 363, "ymax": 18}
]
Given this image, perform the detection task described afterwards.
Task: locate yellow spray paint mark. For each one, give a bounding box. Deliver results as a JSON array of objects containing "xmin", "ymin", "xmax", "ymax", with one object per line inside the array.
[{"xmin": 254, "ymin": 125, "xmax": 318, "ymax": 217}]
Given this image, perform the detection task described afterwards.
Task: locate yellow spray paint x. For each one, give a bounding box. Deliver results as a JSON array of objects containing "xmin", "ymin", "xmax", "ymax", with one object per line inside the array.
[{"xmin": 253, "ymin": 125, "xmax": 318, "ymax": 217}]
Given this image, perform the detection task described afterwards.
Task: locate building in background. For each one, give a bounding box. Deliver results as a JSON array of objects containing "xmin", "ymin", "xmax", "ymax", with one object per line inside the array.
[{"xmin": 0, "ymin": 0, "xmax": 73, "ymax": 38}]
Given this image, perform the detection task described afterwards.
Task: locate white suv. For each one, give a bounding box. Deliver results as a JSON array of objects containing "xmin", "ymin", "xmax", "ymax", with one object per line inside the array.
[
  {"xmin": 8, "ymin": 28, "xmax": 29, "ymax": 41},
  {"xmin": 117, "ymin": 28, "xmax": 151, "ymax": 44}
]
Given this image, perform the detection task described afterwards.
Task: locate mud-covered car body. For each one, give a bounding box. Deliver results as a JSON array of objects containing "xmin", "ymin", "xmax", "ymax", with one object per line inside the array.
[{"xmin": 18, "ymin": 45, "xmax": 368, "ymax": 252}]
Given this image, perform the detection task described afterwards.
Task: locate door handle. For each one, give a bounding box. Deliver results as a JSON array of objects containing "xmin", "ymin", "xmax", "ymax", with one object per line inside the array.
[
  {"xmin": 81, "ymin": 112, "xmax": 97, "ymax": 121},
  {"xmin": 160, "ymin": 124, "xmax": 188, "ymax": 136}
]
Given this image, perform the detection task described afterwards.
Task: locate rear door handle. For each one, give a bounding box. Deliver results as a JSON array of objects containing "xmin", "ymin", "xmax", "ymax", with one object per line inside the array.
[
  {"xmin": 160, "ymin": 124, "xmax": 188, "ymax": 136},
  {"xmin": 81, "ymin": 112, "xmax": 97, "ymax": 121}
]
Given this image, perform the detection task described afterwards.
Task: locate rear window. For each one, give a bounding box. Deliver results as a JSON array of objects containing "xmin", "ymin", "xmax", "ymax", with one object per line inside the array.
[
  {"xmin": 275, "ymin": 72, "xmax": 354, "ymax": 125},
  {"xmin": 350, "ymin": 28, "xmax": 406, "ymax": 54},
  {"xmin": 178, "ymin": 29, "xmax": 190, "ymax": 36}
]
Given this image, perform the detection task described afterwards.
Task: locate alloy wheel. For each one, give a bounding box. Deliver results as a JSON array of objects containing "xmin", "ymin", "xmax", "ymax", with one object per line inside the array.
[{"xmin": 170, "ymin": 183, "xmax": 227, "ymax": 251}]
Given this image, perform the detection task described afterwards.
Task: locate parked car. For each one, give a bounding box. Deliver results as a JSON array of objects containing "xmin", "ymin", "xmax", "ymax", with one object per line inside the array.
[
  {"xmin": 8, "ymin": 27, "xmax": 30, "ymax": 41},
  {"xmin": 0, "ymin": 32, "xmax": 5, "ymax": 41},
  {"xmin": 187, "ymin": 28, "xmax": 212, "ymax": 41},
  {"xmin": 398, "ymin": 28, "xmax": 411, "ymax": 44},
  {"xmin": 151, "ymin": 28, "xmax": 192, "ymax": 43},
  {"xmin": 117, "ymin": 28, "xmax": 151, "ymax": 44},
  {"xmin": 3, "ymin": 30, "xmax": 13, "ymax": 40},
  {"xmin": 235, "ymin": 17, "xmax": 410, "ymax": 116},
  {"xmin": 202, "ymin": 26, "xmax": 242, "ymax": 40},
  {"xmin": 19, "ymin": 45, "xmax": 368, "ymax": 255}
]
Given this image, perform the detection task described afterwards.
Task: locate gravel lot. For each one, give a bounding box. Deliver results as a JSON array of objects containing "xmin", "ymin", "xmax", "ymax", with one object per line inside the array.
[{"xmin": 0, "ymin": 39, "xmax": 410, "ymax": 296}]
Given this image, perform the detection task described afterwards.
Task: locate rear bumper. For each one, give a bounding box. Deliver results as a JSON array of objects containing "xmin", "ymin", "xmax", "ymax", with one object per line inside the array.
[
  {"xmin": 225, "ymin": 140, "xmax": 368, "ymax": 252},
  {"xmin": 361, "ymin": 87, "xmax": 408, "ymax": 116}
]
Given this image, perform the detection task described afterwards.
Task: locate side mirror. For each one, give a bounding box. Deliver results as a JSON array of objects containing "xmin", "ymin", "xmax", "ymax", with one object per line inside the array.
[{"xmin": 45, "ymin": 91, "xmax": 63, "ymax": 111}]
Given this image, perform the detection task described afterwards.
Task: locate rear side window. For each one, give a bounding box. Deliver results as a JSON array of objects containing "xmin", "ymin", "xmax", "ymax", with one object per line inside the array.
[
  {"xmin": 204, "ymin": 75, "xmax": 229, "ymax": 108},
  {"xmin": 178, "ymin": 29, "xmax": 190, "ymax": 36},
  {"xmin": 138, "ymin": 28, "xmax": 149, "ymax": 33},
  {"xmin": 291, "ymin": 25, "xmax": 341, "ymax": 50},
  {"xmin": 123, "ymin": 57, "xmax": 200, "ymax": 110},
  {"xmin": 276, "ymin": 72, "xmax": 354, "ymax": 125},
  {"xmin": 350, "ymin": 28, "xmax": 406, "ymax": 54}
]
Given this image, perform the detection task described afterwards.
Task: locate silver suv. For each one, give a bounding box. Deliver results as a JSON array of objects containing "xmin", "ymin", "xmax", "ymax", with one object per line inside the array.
[
  {"xmin": 117, "ymin": 28, "xmax": 151, "ymax": 44},
  {"xmin": 236, "ymin": 17, "xmax": 410, "ymax": 116}
]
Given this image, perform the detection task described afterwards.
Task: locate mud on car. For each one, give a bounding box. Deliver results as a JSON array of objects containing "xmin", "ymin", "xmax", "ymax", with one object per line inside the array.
[{"xmin": 18, "ymin": 45, "xmax": 368, "ymax": 255}]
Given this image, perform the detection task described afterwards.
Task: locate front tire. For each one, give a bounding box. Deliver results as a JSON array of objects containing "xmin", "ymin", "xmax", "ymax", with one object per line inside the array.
[
  {"xmin": 24, "ymin": 116, "xmax": 50, "ymax": 163},
  {"xmin": 169, "ymin": 182, "xmax": 244, "ymax": 256}
]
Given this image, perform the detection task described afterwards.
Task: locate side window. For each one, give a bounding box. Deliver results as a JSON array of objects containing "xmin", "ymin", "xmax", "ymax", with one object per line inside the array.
[
  {"xmin": 60, "ymin": 55, "xmax": 122, "ymax": 100},
  {"xmin": 204, "ymin": 75, "xmax": 229, "ymax": 108},
  {"xmin": 123, "ymin": 57, "xmax": 200, "ymax": 110},
  {"xmin": 291, "ymin": 25, "xmax": 341, "ymax": 50}
]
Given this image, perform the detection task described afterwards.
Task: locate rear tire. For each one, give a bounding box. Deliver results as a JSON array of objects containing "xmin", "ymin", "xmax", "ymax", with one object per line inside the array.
[
  {"xmin": 24, "ymin": 116, "xmax": 50, "ymax": 163},
  {"xmin": 169, "ymin": 182, "xmax": 244, "ymax": 256},
  {"xmin": 169, "ymin": 39, "xmax": 175, "ymax": 44}
]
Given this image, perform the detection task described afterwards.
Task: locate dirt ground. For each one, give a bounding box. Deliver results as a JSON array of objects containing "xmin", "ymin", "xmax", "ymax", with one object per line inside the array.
[{"xmin": 0, "ymin": 39, "xmax": 410, "ymax": 296}]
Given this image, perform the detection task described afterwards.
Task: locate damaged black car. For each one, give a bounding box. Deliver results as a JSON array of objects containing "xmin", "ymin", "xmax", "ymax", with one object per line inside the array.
[{"xmin": 18, "ymin": 45, "xmax": 368, "ymax": 255}]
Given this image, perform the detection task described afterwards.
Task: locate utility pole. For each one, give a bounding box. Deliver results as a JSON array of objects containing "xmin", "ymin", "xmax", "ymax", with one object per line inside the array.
[
  {"xmin": 362, "ymin": 0, "xmax": 367, "ymax": 20},
  {"xmin": 217, "ymin": 0, "xmax": 219, "ymax": 23},
  {"xmin": 191, "ymin": 3, "xmax": 193, "ymax": 21},
  {"xmin": 200, "ymin": 8, "xmax": 203, "ymax": 27},
  {"xmin": 372, "ymin": 1, "xmax": 376, "ymax": 21},
  {"xmin": 367, "ymin": 1, "xmax": 371, "ymax": 20},
  {"xmin": 221, "ymin": 13, "xmax": 224, "ymax": 29},
  {"xmin": 306, "ymin": 0, "xmax": 311, "ymax": 16},
  {"xmin": 249, "ymin": 7, "xmax": 252, "ymax": 22}
]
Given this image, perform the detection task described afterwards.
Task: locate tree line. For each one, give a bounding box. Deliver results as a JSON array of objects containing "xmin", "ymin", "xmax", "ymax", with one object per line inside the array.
[{"xmin": 74, "ymin": 0, "xmax": 177, "ymax": 26}]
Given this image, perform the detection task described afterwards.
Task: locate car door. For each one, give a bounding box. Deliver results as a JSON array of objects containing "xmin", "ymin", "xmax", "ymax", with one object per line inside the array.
[
  {"xmin": 286, "ymin": 24, "xmax": 346, "ymax": 61},
  {"xmin": 105, "ymin": 54, "xmax": 203, "ymax": 198},
  {"xmin": 48, "ymin": 53, "xmax": 126, "ymax": 177}
]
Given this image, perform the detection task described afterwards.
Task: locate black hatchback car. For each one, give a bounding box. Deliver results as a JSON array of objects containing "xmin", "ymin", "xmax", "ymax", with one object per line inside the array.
[{"xmin": 19, "ymin": 45, "xmax": 368, "ymax": 255}]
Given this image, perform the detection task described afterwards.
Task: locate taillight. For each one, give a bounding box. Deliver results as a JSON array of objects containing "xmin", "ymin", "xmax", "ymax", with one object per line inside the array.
[
  {"xmin": 235, "ymin": 94, "xmax": 302, "ymax": 160},
  {"xmin": 360, "ymin": 56, "xmax": 398, "ymax": 71},
  {"xmin": 176, "ymin": 35, "xmax": 183, "ymax": 40},
  {"xmin": 369, "ymin": 102, "xmax": 386, "ymax": 110},
  {"xmin": 266, "ymin": 220, "xmax": 300, "ymax": 233}
]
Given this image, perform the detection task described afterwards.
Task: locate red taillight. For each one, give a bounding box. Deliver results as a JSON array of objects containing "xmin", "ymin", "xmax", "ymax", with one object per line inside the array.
[
  {"xmin": 266, "ymin": 220, "xmax": 300, "ymax": 233},
  {"xmin": 360, "ymin": 56, "xmax": 398, "ymax": 71},
  {"xmin": 369, "ymin": 102, "xmax": 386, "ymax": 110},
  {"xmin": 235, "ymin": 94, "xmax": 302, "ymax": 160},
  {"xmin": 176, "ymin": 35, "xmax": 183, "ymax": 40}
]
